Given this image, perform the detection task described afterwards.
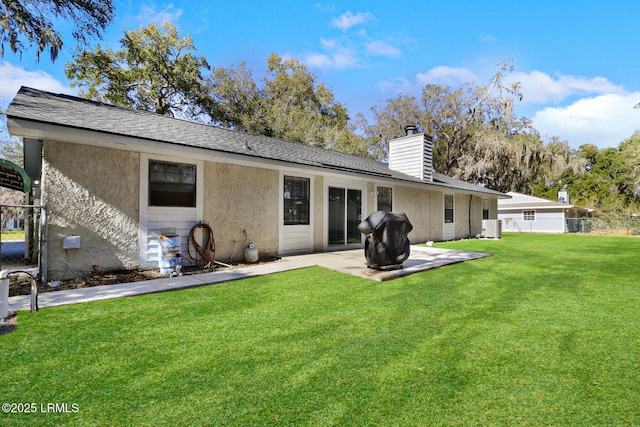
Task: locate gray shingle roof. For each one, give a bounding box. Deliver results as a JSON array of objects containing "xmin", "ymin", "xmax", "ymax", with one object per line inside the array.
[{"xmin": 7, "ymin": 86, "xmax": 505, "ymax": 197}]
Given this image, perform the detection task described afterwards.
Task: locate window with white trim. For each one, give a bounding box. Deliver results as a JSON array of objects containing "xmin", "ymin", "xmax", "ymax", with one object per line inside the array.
[
  {"xmin": 482, "ymin": 199, "xmax": 490, "ymax": 220},
  {"xmin": 444, "ymin": 194, "xmax": 454, "ymax": 223},
  {"xmin": 523, "ymin": 210, "xmax": 536, "ymax": 221},
  {"xmin": 149, "ymin": 160, "xmax": 197, "ymax": 207},
  {"xmin": 284, "ymin": 175, "xmax": 310, "ymax": 225},
  {"xmin": 377, "ymin": 186, "xmax": 393, "ymax": 212}
]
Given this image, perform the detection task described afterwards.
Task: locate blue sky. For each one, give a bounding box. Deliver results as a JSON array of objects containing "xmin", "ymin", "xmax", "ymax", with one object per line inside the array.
[{"xmin": 2, "ymin": 0, "xmax": 640, "ymax": 149}]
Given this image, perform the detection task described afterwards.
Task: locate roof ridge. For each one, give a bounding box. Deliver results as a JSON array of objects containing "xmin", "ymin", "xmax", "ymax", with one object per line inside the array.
[
  {"xmin": 14, "ymin": 86, "xmax": 381, "ymax": 164},
  {"xmin": 8, "ymin": 86, "xmax": 506, "ymax": 198}
]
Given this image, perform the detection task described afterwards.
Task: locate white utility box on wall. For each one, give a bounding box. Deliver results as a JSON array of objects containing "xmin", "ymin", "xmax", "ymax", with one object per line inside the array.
[{"xmin": 62, "ymin": 235, "xmax": 81, "ymax": 249}]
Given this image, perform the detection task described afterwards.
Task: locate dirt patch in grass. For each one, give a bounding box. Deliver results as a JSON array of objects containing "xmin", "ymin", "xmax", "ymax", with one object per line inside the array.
[{"xmin": 0, "ymin": 311, "xmax": 17, "ymax": 335}]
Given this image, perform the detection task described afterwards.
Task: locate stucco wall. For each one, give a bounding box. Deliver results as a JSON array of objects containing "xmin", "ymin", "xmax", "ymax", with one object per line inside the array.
[
  {"xmin": 394, "ymin": 186, "xmax": 442, "ymax": 242},
  {"xmin": 471, "ymin": 196, "xmax": 483, "ymax": 236},
  {"xmin": 455, "ymin": 195, "xmax": 484, "ymax": 238},
  {"xmin": 43, "ymin": 140, "xmax": 140, "ymax": 279},
  {"xmin": 202, "ymin": 162, "xmax": 279, "ymax": 261}
]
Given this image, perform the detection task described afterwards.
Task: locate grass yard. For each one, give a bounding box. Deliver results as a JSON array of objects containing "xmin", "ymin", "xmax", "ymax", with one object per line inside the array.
[{"xmin": 1, "ymin": 233, "xmax": 640, "ymax": 426}]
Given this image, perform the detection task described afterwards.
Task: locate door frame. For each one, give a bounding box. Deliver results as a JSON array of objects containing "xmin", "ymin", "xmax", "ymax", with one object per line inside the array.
[
  {"xmin": 324, "ymin": 179, "xmax": 367, "ymax": 250},
  {"xmin": 278, "ymin": 171, "xmax": 315, "ymax": 255}
]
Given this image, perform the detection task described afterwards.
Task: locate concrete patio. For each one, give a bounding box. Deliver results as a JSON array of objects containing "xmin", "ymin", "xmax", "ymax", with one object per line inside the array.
[{"xmin": 8, "ymin": 245, "xmax": 491, "ymax": 311}]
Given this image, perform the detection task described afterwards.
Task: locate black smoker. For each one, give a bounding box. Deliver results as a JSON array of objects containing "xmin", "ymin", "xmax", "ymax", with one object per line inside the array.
[{"xmin": 358, "ymin": 211, "xmax": 413, "ymax": 270}]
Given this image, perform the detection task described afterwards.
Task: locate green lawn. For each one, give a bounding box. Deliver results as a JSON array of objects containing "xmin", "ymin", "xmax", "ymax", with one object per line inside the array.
[{"xmin": 2, "ymin": 233, "xmax": 640, "ymax": 426}]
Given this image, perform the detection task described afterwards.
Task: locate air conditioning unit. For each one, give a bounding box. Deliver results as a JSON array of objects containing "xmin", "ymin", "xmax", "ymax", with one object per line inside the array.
[{"xmin": 482, "ymin": 219, "xmax": 502, "ymax": 239}]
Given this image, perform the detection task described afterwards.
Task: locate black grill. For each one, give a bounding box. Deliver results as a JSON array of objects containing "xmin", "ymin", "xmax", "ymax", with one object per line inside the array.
[{"xmin": 358, "ymin": 212, "xmax": 413, "ymax": 270}]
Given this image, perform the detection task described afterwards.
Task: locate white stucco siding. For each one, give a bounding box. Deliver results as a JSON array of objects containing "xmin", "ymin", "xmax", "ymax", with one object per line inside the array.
[
  {"xmin": 392, "ymin": 186, "xmax": 437, "ymax": 243},
  {"xmin": 498, "ymin": 209, "xmax": 566, "ymax": 233},
  {"xmin": 203, "ymin": 162, "xmax": 280, "ymax": 262},
  {"xmin": 41, "ymin": 137, "xmax": 503, "ymax": 279},
  {"xmin": 43, "ymin": 140, "xmax": 140, "ymax": 279},
  {"xmin": 454, "ymin": 194, "xmax": 483, "ymax": 239},
  {"xmin": 396, "ymin": 187, "xmax": 429, "ymax": 242}
]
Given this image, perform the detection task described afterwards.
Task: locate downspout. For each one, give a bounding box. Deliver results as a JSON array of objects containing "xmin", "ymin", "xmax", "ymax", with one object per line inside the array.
[
  {"xmin": 469, "ymin": 195, "xmax": 473, "ymax": 237},
  {"xmin": 428, "ymin": 191, "xmax": 432, "ymax": 241}
]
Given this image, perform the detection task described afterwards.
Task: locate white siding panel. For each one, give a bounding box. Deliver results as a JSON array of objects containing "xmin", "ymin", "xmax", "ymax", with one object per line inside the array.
[
  {"xmin": 281, "ymin": 225, "xmax": 312, "ymax": 254},
  {"xmin": 498, "ymin": 209, "xmax": 566, "ymax": 233},
  {"xmin": 389, "ymin": 138, "xmax": 422, "ymax": 178},
  {"xmin": 443, "ymin": 223, "xmax": 455, "ymax": 240},
  {"xmin": 388, "ymin": 134, "xmax": 433, "ymax": 182}
]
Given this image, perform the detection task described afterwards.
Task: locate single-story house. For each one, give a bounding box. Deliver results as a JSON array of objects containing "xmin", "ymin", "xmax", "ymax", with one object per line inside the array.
[
  {"xmin": 7, "ymin": 87, "xmax": 508, "ymax": 280},
  {"xmin": 498, "ymin": 190, "xmax": 594, "ymax": 234}
]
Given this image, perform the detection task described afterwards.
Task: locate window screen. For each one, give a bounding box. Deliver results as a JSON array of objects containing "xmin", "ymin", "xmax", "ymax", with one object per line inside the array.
[
  {"xmin": 284, "ymin": 176, "xmax": 310, "ymax": 225},
  {"xmin": 377, "ymin": 187, "xmax": 393, "ymax": 212},
  {"xmin": 482, "ymin": 199, "xmax": 490, "ymax": 220},
  {"xmin": 149, "ymin": 160, "xmax": 197, "ymax": 207},
  {"xmin": 444, "ymin": 194, "xmax": 454, "ymax": 223}
]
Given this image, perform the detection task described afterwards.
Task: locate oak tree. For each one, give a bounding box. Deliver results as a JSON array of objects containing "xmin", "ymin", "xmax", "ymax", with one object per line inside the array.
[
  {"xmin": 65, "ymin": 23, "xmax": 216, "ymax": 122},
  {"xmin": 209, "ymin": 54, "xmax": 370, "ymax": 156},
  {"xmin": 364, "ymin": 61, "xmax": 565, "ymax": 192}
]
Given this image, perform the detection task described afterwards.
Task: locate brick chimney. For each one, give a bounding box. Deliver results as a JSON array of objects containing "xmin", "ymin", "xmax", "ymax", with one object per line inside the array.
[{"xmin": 388, "ymin": 127, "xmax": 433, "ymax": 182}]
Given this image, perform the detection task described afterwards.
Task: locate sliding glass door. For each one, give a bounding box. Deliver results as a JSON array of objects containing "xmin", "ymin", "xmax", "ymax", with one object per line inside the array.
[{"xmin": 328, "ymin": 186, "xmax": 362, "ymax": 246}]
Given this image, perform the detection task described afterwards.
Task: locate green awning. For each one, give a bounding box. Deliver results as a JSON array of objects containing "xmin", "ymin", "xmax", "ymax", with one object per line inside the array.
[{"xmin": 0, "ymin": 159, "xmax": 31, "ymax": 193}]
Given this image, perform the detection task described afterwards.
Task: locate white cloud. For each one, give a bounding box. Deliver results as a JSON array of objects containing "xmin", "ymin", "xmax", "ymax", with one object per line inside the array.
[
  {"xmin": 303, "ymin": 12, "xmax": 398, "ymax": 70},
  {"xmin": 304, "ymin": 49, "xmax": 359, "ymax": 70},
  {"xmin": 479, "ymin": 34, "xmax": 497, "ymax": 43},
  {"xmin": 379, "ymin": 66, "xmax": 480, "ymax": 95},
  {"xmin": 532, "ymin": 92, "xmax": 640, "ymax": 148},
  {"xmin": 320, "ymin": 38, "xmax": 338, "ymax": 50},
  {"xmin": 331, "ymin": 11, "xmax": 373, "ymax": 30},
  {"xmin": 375, "ymin": 64, "xmax": 639, "ymax": 149},
  {"xmin": 507, "ymin": 71, "xmax": 625, "ymax": 104},
  {"xmin": 365, "ymin": 40, "xmax": 401, "ymax": 58},
  {"xmin": 479, "ymin": 33, "xmax": 496, "ymax": 42},
  {"xmin": 314, "ymin": 3, "xmax": 336, "ymax": 12},
  {"xmin": 0, "ymin": 62, "xmax": 73, "ymax": 107},
  {"xmin": 134, "ymin": 3, "xmax": 183, "ymax": 25},
  {"xmin": 304, "ymin": 38, "xmax": 359, "ymax": 70},
  {"xmin": 416, "ymin": 66, "xmax": 479, "ymax": 87},
  {"xmin": 377, "ymin": 77, "xmax": 418, "ymax": 96}
]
